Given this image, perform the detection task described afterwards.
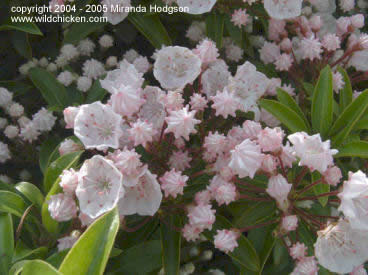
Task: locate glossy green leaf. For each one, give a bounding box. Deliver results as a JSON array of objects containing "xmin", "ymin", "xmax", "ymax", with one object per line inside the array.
[
  {"xmin": 297, "ymin": 222, "xmax": 315, "ymax": 255},
  {"xmin": 160, "ymin": 215, "xmax": 181, "ymax": 275},
  {"xmin": 85, "ymin": 80, "xmax": 107, "ymax": 103},
  {"xmin": 312, "ymin": 172, "xmax": 329, "ymax": 207},
  {"xmin": 22, "ymin": 260, "xmax": 61, "ymax": 275},
  {"xmin": 206, "ymin": 13, "xmax": 225, "ymax": 49},
  {"xmin": 59, "ymin": 208, "xmax": 119, "ymax": 275},
  {"xmin": 334, "ymin": 141, "xmax": 368, "ymax": 158},
  {"xmin": 225, "ymin": 16, "xmax": 244, "ymax": 48},
  {"xmin": 29, "ymin": 68, "xmax": 68, "ymax": 108},
  {"xmin": 203, "ymin": 215, "xmax": 260, "ymax": 272},
  {"xmin": 128, "ymin": 13, "xmax": 171, "ymax": 49},
  {"xmin": 12, "ymin": 241, "xmax": 47, "ymax": 263},
  {"xmin": 337, "ymin": 67, "xmax": 352, "ymax": 112},
  {"xmin": 353, "ymin": 116, "xmax": 368, "ymax": 130},
  {"xmin": 234, "ymin": 202, "xmax": 276, "ymax": 228},
  {"xmin": 0, "ymin": 213, "xmax": 14, "ymax": 274},
  {"xmin": 63, "ymin": 13, "xmax": 107, "ymax": 44},
  {"xmin": 46, "ymin": 250, "xmax": 69, "ymax": 269},
  {"xmin": 330, "ymin": 90, "xmax": 368, "ymax": 145},
  {"xmin": 39, "ymin": 138, "xmax": 61, "ymax": 174},
  {"xmin": 15, "ymin": 182, "xmax": 44, "ymax": 209},
  {"xmin": 11, "ymin": 31, "xmax": 32, "ymax": 59},
  {"xmin": 0, "ymin": 191, "xmax": 27, "ymax": 217},
  {"xmin": 259, "ymin": 99, "xmax": 309, "ymax": 133},
  {"xmin": 276, "ymin": 88, "xmax": 310, "ymax": 129},
  {"xmin": 107, "ymin": 240, "xmax": 162, "ymax": 274},
  {"xmin": 43, "ymin": 151, "xmax": 83, "ymax": 193},
  {"xmin": 0, "ymin": 22, "xmax": 43, "ymax": 35},
  {"xmin": 311, "ymin": 65, "xmax": 333, "ymax": 137},
  {"xmin": 9, "ymin": 260, "xmax": 29, "ymax": 275}
]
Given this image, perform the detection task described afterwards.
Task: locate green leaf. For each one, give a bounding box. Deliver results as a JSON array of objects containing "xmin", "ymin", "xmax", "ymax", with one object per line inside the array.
[
  {"xmin": 297, "ymin": 222, "xmax": 315, "ymax": 255},
  {"xmin": 206, "ymin": 13, "xmax": 225, "ymax": 49},
  {"xmin": 330, "ymin": 90, "xmax": 368, "ymax": 145},
  {"xmin": 337, "ymin": 67, "xmax": 352, "ymax": 112},
  {"xmin": 0, "ymin": 22, "xmax": 43, "ymax": 35},
  {"xmin": 353, "ymin": 116, "xmax": 368, "ymax": 130},
  {"xmin": 203, "ymin": 215, "xmax": 260, "ymax": 272},
  {"xmin": 312, "ymin": 172, "xmax": 329, "ymax": 207},
  {"xmin": 0, "ymin": 191, "xmax": 27, "ymax": 217},
  {"xmin": 85, "ymin": 80, "xmax": 107, "ymax": 103},
  {"xmin": 11, "ymin": 31, "xmax": 32, "ymax": 59},
  {"xmin": 107, "ymin": 240, "xmax": 162, "ymax": 274},
  {"xmin": 334, "ymin": 141, "xmax": 368, "ymax": 158},
  {"xmin": 128, "ymin": 13, "xmax": 171, "ymax": 49},
  {"xmin": 12, "ymin": 241, "xmax": 48, "ymax": 263},
  {"xmin": 15, "ymin": 182, "xmax": 44, "ymax": 209},
  {"xmin": 39, "ymin": 138, "xmax": 62, "ymax": 175},
  {"xmin": 59, "ymin": 208, "xmax": 119, "ymax": 275},
  {"xmin": 63, "ymin": 13, "xmax": 107, "ymax": 44},
  {"xmin": 22, "ymin": 260, "xmax": 62, "ymax": 275},
  {"xmin": 234, "ymin": 202, "xmax": 276, "ymax": 228},
  {"xmin": 9, "ymin": 260, "xmax": 29, "ymax": 275},
  {"xmin": 160, "ymin": 215, "xmax": 181, "ymax": 275},
  {"xmin": 225, "ymin": 16, "xmax": 244, "ymax": 48},
  {"xmin": 259, "ymin": 99, "xmax": 309, "ymax": 133},
  {"xmin": 28, "ymin": 68, "xmax": 68, "ymax": 108},
  {"xmin": 276, "ymin": 88, "xmax": 310, "ymax": 129},
  {"xmin": 43, "ymin": 151, "xmax": 83, "ymax": 193},
  {"xmin": 0, "ymin": 213, "xmax": 14, "ymax": 274},
  {"xmin": 311, "ymin": 65, "xmax": 333, "ymax": 137},
  {"xmin": 46, "ymin": 250, "xmax": 69, "ymax": 269}
]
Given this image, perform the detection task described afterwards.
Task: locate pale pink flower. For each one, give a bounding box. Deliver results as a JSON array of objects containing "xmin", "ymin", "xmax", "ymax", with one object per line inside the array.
[
  {"xmin": 212, "ymin": 181, "xmax": 237, "ymax": 206},
  {"xmin": 76, "ymin": 155, "xmax": 123, "ymax": 219},
  {"xmin": 59, "ymin": 168, "xmax": 79, "ymax": 195},
  {"xmin": 333, "ymin": 71, "xmax": 344, "ymax": 93},
  {"xmin": 211, "ymin": 88, "xmax": 239, "ymax": 118},
  {"xmin": 204, "ymin": 132, "xmax": 227, "ymax": 156},
  {"xmin": 164, "ymin": 90, "xmax": 184, "ymax": 111},
  {"xmin": 259, "ymin": 42, "xmax": 280, "ymax": 64},
  {"xmin": 268, "ymin": 18, "xmax": 286, "ymax": 41},
  {"xmin": 338, "ymin": 171, "xmax": 368, "ymax": 231},
  {"xmin": 153, "ymin": 46, "xmax": 201, "ymax": 90},
  {"xmin": 300, "ymin": 37, "xmax": 322, "ymax": 61},
  {"xmin": 261, "ymin": 154, "xmax": 278, "ymax": 174},
  {"xmin": 63, "ymin": 106, "xmax": 79, "ymax": 129},
  {"xmin": 339, "ymin": 0, "xmax": 355, "ymax": 12},
  {"xmin": 57, "ymin": 235, "xmax": 78, "ymax": 251},
  {"xmin": 214, "ymin": 230, "xmax": 240, "ymax": 253},
  {"xmin": 169, "ymin": 150, "xmax": 191, "ymax": 171},
  {"xmin": 107, "ymin": 148, "xmax": 142, "ymax": 176},
  {"xmin": 322, "ymin": 34, "xmax": 341, "ymax": 52},
  {"xmin": 314, "ymin": 219, "xmax": 368, "ymax": 274},
  {"xmin": 195, "ymin": 190, "xmax": 212, "ymax": 205},
  {"xmin": 229, "ymin": 139, "xmax": 264, "ymax": 178},
  {"xmin": 290, "ymin": 242, "xmax": 307, "ymax": 260},
  {"xmin": 280, "ymin": 142, "xmax": 297, "ymax": 168},
  {"xmin": 177, "ymin": 0, "xmax": 216, "ymax": 15},
  {"xmin": 129, "ymin": 120, "xmax": 156, "ymax": 147},
  {"xmin": 188, "ymin": 204, "xmax": 216, "ymax": 231},
  {"xmin": 74, "ymin": 102, "xmax": 122, "ymax": 151},
  {"xmin": 189, "ymin": 94, "xmax": 208, "ymax": 111},
  {"xmin": 280, "ymin": 38, "xmax": 292, "ymax": 52},
  {"xmin": 336, "ymin": 17, "xmax": 351, "ymax": 37},
  {"xmin": 165, "ymin": 106, "xmax": 200, "ymax": 140},
  {"xmin": 231, "ymin": 9, "xmax": 249, "ymax": 28},
  {"xmin": 264, "ymin": 0, "xmax": 303, "ymax": 20},
  {"xmin": 19, "ymin": 122, "xmax": 40, "ymax": 143},
  {"xmin": 257, "ymin": 127, "xmax": 284, "ymax": 153},
  {"xmin": 102, "ymin": 0, "xmax": 130, "ymax": 25},
  {"xmin": 201, "ymin": 60, "xmax": 231, "ymax": 99},
  {"xmin": 160, "ymin": 169, "xmax": 188, "ymax": 198},
  {"xmin": 350, "ymin": 14, "xmax": 365, "ymax": 29},
  {"xmin": 79, "ymin": 211, "xmax": 95, "ymax": 227},
  {"xmin": 288, "ymin": 132, "xmax": 338, "ymax": 173},
  {"xmin": 193, "ymin": 39, "xmax": 219, "ymax": 67},
  {"xmin": 182, "ymin": 224, "xmax": 202, "ymax": 242},
  {"xmin": 48, "ymin": 193, "xmax": 77, "ymax": 222},
  {"xmin": 110, "ymin": 86, "xmax": 145, "ymax": 117},
  {"xmin": 118, "ymin": 169, "xmax": 162, "ymax": 216},
  {"xmin": 274, "ymin": 53, "xmax": 293, "ymax": 71},
  {"xmin": 139, "ymin": 100, "xmax": 166, "ymax": 132},
  {"xmin": 281, "ymin": 215, "xmax": 298, "ymax": 232},
  {"xmin": 323, "ymin": 166, "xmax": 342, "ymax": 186},
  {"xmin": 242, "ymin": 120, "xmax": 262, "ymax": 140},
  {"xmin": 309, "ymin": 15, "xmax": 322, "ymax": 31},
  {"xmin": 291, "ymin": 256, "xmax": 318, "ymax": 275},
  {"xmin": 266, "ymin": 174, "xmax": 292, "ymax": 212},
  {"xmin": 351, "ymin": 265, "xmax": 368, "ymax": 275},
  {"xmin": 59, "ymin": 139, "xmax": 83, "ymax": 156}
]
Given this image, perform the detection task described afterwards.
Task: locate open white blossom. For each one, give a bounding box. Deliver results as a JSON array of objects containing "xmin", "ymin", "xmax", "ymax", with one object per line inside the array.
[
  {"xmin": 264, "ymin": 0, "xmax": 303, "ymax": 20},
  {"xmin": 74, "ymin": 102, "xmax": 122, "ymax": 150},
  {"xmin": 153, "ymin": 46, "xmax": 201, "ymax": 90},
  {"xmin": 76, "ymin": 155, "xmax": 124, "ymax": 219},
  {"xmin": 102, "ymin": 0, "xmax": 131, "ymax": 25},
  {"xmin": 177, "ymin": 0, "xmax": 216, "ymax": 15}
]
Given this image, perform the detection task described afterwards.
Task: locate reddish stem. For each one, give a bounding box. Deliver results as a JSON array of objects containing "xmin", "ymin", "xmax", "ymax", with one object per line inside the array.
[
  {"xmin": 238, "ymin": 219, "xmax": 280, "ymax": 232},
  {"xmin": 296, "ymin": 191, "xmax": 340, "ymax": 201},
  {"xmin": 277, "ymin": 155, "xmax": 288, "ymax": 179},
  {"xmin": 123, "ymin": 216, "xmax": 153, "ymax": 233},
  {"xmin": 294, "ymin": 167, "xmax": 309, "ymax": 185},
  {"xmin": 296, "ymin": 178, "xmax": 323, "ymax": 197},
  {"xmin": 238, "ymin": 194, "xmax": 272, "ymax": 202}
]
